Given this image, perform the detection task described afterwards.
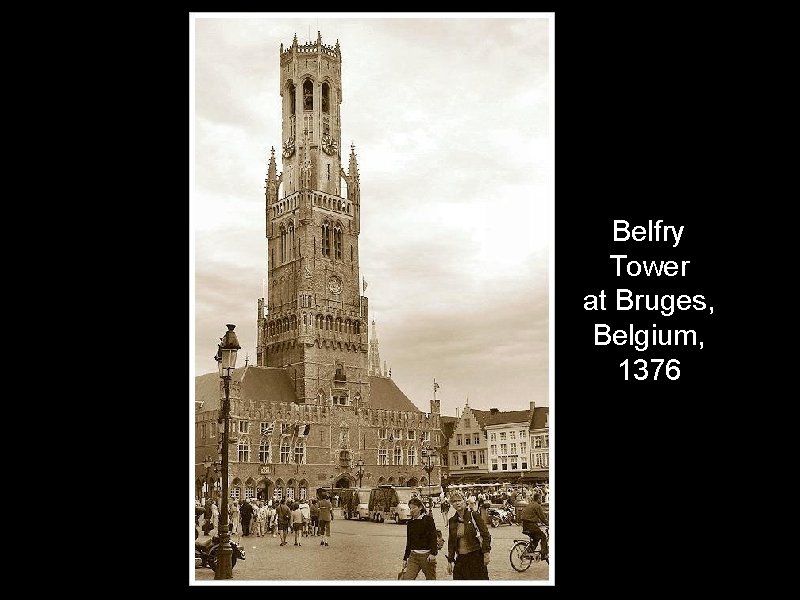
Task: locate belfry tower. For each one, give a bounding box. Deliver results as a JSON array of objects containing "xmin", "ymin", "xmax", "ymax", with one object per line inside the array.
[{"xmin": 256, "ymin": 32, "xmax": 370, "ymax": 407}]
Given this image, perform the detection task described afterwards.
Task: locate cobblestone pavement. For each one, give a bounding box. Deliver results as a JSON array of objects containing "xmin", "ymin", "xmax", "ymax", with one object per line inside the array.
[{"xmin": 193, "ymin": 509, "xmax": 551, "ymax": 583}]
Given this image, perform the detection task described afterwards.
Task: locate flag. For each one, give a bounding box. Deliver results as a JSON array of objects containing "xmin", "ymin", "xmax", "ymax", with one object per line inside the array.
[
  {"xmin": 261, "ymin": 420, "xmax": 275, "ymax": 436},
  {"xmin": 298, "ymin": 423, "xmax": 310, "ymax": 437},
  {"xmin": 434, "ymin": 380, "xmax": 440, "ymax": 392},
  {"xmin": 362, "ymin": 276, "xmax": 368, "ymax": 293}
]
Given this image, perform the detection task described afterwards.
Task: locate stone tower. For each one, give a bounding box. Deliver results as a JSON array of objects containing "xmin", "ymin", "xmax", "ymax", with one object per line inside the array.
[{"xmin": 256, "ymin": 32, "xmax": 370, "ymax": 406}]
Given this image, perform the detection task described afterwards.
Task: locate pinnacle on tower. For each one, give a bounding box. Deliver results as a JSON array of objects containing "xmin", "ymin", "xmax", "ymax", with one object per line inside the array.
[
  {"xmin": 369, "ymin": 319, "xmax": 382, "ymax": 376},
  {"xmin": 349, "ymin": 143, "xmax": 359, "ymax": 181}
]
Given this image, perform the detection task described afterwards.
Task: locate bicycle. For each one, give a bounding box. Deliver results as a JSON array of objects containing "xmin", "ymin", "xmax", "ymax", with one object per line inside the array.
[{"xmin": 509, "ymin": 525, "xmax": 549, "ymax": 572}]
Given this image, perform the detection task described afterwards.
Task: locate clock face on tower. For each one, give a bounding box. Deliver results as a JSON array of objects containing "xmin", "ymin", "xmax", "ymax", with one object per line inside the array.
[{"xmin": 328, "ymin": 276, "xmax": 342, "ymax": 295}]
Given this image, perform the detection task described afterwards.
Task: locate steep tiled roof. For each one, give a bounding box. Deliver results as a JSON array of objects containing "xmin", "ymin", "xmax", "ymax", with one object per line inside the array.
[
  {"xmin": 440, "ymin": 416, "xmax": 458, "ymax": 440},
  {"xmin": 195, "ymin": 368, "xmax": 424, "ymax": 414},
  {"xmin": 195, "ymin": 366, "xmax": 298, "ymax": 413},
  {"xmin": 481, "ymin": 409, "xmax": 533, "ymax": 427},
  {"xmin": 368, "ymin": 376, "xmax": 421, "ymax": 412},
  {"xmin": 531, "ymin": 406, "xmax": 549, "ymax": 429}
]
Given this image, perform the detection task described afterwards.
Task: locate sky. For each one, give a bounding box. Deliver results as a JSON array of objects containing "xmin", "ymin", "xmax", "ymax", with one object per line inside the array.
[{"xmin": 192, "ymin": 13, "xmax": 552, "ymax": 418}]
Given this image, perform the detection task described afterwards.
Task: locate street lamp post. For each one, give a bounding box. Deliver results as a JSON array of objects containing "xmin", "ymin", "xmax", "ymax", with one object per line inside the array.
[
  {"xmin": 422, "ymin": 446, "xmax": 435, "ymax": 509},
  {"xmin": 356, "ymin": 458, "xmax": 365, "ymax": 488},
  {"xmin": 213, "ymin": 324, "xmax": 240, "ymax": 580}
]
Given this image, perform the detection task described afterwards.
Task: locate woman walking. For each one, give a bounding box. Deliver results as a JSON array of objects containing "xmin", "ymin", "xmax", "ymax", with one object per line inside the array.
[{"xmin": 445, "ymin": 490, "xmax": 492, "ymax": 580}]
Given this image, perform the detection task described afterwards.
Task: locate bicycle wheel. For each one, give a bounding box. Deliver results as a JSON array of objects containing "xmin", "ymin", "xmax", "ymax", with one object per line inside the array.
[{"xmin": 510, "ymin": 541, "xmax": 533, "ymax": 572}]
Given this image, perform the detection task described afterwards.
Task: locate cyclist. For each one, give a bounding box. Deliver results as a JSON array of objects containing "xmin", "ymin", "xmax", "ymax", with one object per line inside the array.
[{"xmin": 519, "ymin": 493, "xmax": 549, "ymax": 562}]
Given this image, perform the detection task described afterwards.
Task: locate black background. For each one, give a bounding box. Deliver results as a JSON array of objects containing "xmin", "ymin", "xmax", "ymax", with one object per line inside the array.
[
  {"xmin": 554, "ymin": 12, "xmax": 743, "ymax": 586},
  {"xmin": 82, "ymin": 9, "xmax": 747, "ymax": 589}
]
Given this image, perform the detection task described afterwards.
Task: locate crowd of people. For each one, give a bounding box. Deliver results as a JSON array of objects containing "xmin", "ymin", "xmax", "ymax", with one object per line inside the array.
[
  {"xmin": 195, "ymin": 484, "xmax": 549, "ymax": 580},
  {"xmin": 196, "ymin": 492, "xmax": 335, "ymax": 547}
]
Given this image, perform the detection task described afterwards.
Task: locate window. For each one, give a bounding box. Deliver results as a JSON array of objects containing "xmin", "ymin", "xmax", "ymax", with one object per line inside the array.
[
  {"xmin": 281, "ymin": 424, "xmax": 293, "ymax": 435},
  {"xmin": 491, "ymin": 459, "xmax": 498, "ymax": 471},
  {"xmin": 520, "ymin": 442, "xmax": 527, "ymax": 454},
  {"xmin": 511, "ymin": 443, "xmax": 517, "ymax": 455},
  {"xmin": 299, "ymin": 485, "xmax": 308, "ymax": 500},
  {"xmin": 407, "ymin": 430, "xmax": 416, "ymax": 440},
  {"xmin": 490, "ymin": 444, "xmax": 497, "ymax": 455},
  {"xmin": 465, "ymin": 435, "xmax": 471, "ymax": 445},
  {"xmin": 238, "ymin": 439, "xmax": 250, "ymax": 463},
  {"xmin": 461, "ymin": 453, "xmax": 467, "ymax": 466},
  {"xmin": 501, "ymin": 462, "xmax": 508, "ymax": 471},
  {"xmin": 245, "ymin": 485, "xmax": 254, "ymax": 499},
  {"xmin": 520, "ymin": 430, "xmax": 527, "ymax": 439},
  {"xmin": 334, "ymin": 225, "xmax": 342, "ymax": 260},
  {"xmin": 379, "ymin": 448, "xmax": 388, "ymax": 465},
  {"xmin": 394, "ymin": 446, "xmax": 402, "ymax": 465},
  {"xmin": 407, "ymin": 447, "xmax": 416, "ymax": 465},
  {"xmin": 260, "ymin": 422, "xmax": 272, "ymax": 436},
  {"xmin": 470, "ymin": 451, "xmax": 477, "ymax": 465},
  {"xmin": 534, "ymin": 435, "xmax": 543, "ymax": 449},
  {"xmin": 280, "ymin": 439, "xmax": 291, "ymax": 463},
  {"xmin": 287, "ymin": 487, "xmax": 295, "ymax": 501},
  {"xmin": 544, "ymin": 434, "xmax": 549, "ymax": 448},
  {"xmin": 452, "ymin": 453, "xmax": 458, "ymax": 466},
  {"xmin": 473, "ymin": 434, "xmax": 480, "ymax": 444},
  {"xmin": 499, "ymin": 432, "xmax": 507, "ymax": 441},
  {"xmin": 511, "ymin": 461, "xmax": 518, "ymax": 470},
  {"xmin": 394, "ymin": 429, "xmax": 402, "ymax": 441},
  {"xmin": 479, "ymin": 450, "xmax": 485, "ymax": 464},
  {"xmin": 294, "ymin": 441, "xmax": 306, "ymax": 464},
  {"xmin": 456, "ymin": 434, "xmax": 462, "ymax": 445},
  {"xmin": 463, "ymin": 418, "xmax": 471, "ymax": 427},
  {"xmin": 289, "ymin": 84, "xmax": 296, "ymax": 116},
  {"xmin": 500, "ymin": 444, "xmax": 508, "ymax": 455},
  {"xmin": 522, "ymin": 461, "xmax": 528, "ymax": 469},
  {"xmin": 231, "ymin": 486, "xmax": 241, "ymax": 500},
  {"xmin": 378, "ymin": 428, "xmax": 387, "ymax": 440},
  {"xmin": 322, "ymin": 222, "xmax": 330, "ymax": 257},
  {"xmin": 510, "ymin": 431, "xmax": 516, "ymax": 440},
  {"xmin": 238, "ymin": 421, "xmax": 249, "ymax": 434},
  {"xmin": 490, "ymin": 433, "xmax": 496, "ymax": 442},
  {"xmin": 322, "ymin": 82, "xmax": 330, "ymax": 113},
  {"xmin": 423, "ymin": 431, "xmax": 430, "ymax": 443},
  {"xmin": 303, "ymin": 80, "xmax": 313, "ymax": 110},
  {"xmin": 259, "ymin": 440, "xmax": 270, "ymax": 464}
]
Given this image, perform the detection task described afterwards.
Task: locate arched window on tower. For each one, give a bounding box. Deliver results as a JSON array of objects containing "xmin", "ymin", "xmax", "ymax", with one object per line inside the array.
[
  {"xmin": 322, "ymin": 82, "xmax": 330, "ymax": 113},
  {"xmin": 334, "ymin": 225, "xmax": 342, "ymax": 260},
  {"xmin": 289, "ymin": 83, "xmax": 296, "ymax": 116},
  {"xmin": 279, "ymin": 225, "xmax": 287, "ymax": 263},
  {"xmin": 303, "ymin": 80, "xmax": 313, "ymax": 111},
  {"xmin": 322, "ymin": 222, "xmax": 330, "ymax": 257},
  {"xmin": 288, "ymin": 221, "xmax": 295, "ymax": 260}
]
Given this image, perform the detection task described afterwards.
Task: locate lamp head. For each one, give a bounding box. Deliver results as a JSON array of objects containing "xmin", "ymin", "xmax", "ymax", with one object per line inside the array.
[{"xmin": 217, "ymin": 324, "xmax": 241, "ymax": 376}]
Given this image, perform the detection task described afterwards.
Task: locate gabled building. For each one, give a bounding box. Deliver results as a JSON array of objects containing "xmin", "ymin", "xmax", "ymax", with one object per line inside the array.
[{"xmin": 443, "ymin": 401, "xmax": 549, "ymax": 485}]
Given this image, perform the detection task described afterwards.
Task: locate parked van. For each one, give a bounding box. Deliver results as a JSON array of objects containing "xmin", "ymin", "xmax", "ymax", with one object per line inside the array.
[
  {"xmin": 368, "ymin": 485, "xmax": 417, "ymax": 523},
  {"xmin": 353, "ymin": 488, "xmax": 372, "ymax": 520}
]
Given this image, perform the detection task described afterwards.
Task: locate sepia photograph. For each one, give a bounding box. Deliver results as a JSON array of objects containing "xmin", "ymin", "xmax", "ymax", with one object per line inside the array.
[{"xmin": 191, "ymin": 12, "xmax": 553, "ymax": 585}]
